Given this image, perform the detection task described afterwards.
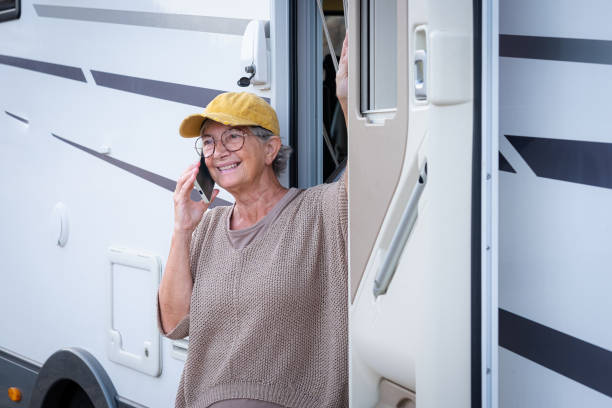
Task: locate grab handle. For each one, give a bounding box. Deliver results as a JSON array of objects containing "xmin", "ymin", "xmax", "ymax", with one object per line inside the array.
[{"xmin": 373, "ymin": 161, "xmax": 428, "ymax": 297}]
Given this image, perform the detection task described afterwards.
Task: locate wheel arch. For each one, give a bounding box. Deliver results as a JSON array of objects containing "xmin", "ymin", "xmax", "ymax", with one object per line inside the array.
[{"xmin": 29, "ymin": 347, "xmax": 117, "ymax": 408}]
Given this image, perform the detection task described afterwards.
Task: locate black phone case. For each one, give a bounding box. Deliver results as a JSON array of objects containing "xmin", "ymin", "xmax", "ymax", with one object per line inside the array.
[{"xmin": 195, "ymin": 156, "xmax": 215, "ymax": 201}]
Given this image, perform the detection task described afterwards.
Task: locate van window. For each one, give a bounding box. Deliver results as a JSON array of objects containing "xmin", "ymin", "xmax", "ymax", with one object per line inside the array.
[
  {"xmin": 360, "ymin": 0, "xmax": 397, "ymax": 113},
  {"xmin": 321, "ymin": 13, "xmax": 347, "ymax": 182},
  {"xmin": 0, "ymin": 0, "xmax": 20, "ymax": 22}
]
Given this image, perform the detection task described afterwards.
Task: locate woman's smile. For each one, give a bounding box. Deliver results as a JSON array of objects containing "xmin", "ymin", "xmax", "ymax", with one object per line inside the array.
[{"xmin": 216, "ymin": 161, "xmax": 242, "ymax": 173}]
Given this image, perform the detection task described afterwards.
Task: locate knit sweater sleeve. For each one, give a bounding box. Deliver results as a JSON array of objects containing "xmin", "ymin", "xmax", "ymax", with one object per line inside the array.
[
  {"xmin": 320, "ymin": 175, "xmax": 349, "ymax": 247},
  {"xmin": 156, "ymin": 211, "xmax": 211, "ymax": 339}
]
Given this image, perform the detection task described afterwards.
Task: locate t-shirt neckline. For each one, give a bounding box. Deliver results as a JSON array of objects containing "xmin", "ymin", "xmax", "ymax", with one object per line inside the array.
[{"xmin": 225, "ymin": 188, "xmax": 301, "ymax": 250}]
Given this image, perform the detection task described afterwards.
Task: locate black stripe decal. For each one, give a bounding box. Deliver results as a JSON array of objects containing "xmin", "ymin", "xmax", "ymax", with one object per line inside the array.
[
  {"xmin": 5, "ymin": 111, "xmax": 29, "ymax": 124},
  {"xmin": 91, "ymin": 70, "xmax": 270, "ymax": 107},
  {"xmin": 51, "ymin": 133, "xmax": 230, "ymax": 207},
  {"xmin": 506, "ymin": 135, "xmax": 612, "ymax": 189},
  {"xmin": 0, "ymin": 54, "xmax": 86, "ymax": 82},
  {"xmin": 499, "ymin": 308, "xmax": 612, "ymax": 398},
  {"xmin": 498, "ymin": 151, "xmax": 515, "ymax": 173},
  {"xmin": 500, "ymin": 34, "xmax": 612, "ymax": 66},
  {"xmin": 91, "ymin": 70, "xmax": 225, "ymax": 108}
]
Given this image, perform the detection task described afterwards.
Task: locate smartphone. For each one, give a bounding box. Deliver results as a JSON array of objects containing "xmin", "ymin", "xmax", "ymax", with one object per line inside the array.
[{"xmin": 194, "ymin": 156, "xmax": 215, "ymax": 203}]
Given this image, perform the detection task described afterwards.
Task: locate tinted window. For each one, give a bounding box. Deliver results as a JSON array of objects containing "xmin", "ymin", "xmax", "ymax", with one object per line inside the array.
[
  {"xmin": 360, "ymin": 0, "xmax": 397, "ymax": 112},
  {"xmin": 0, "ymin": 0, "xmax": 19, "ymax": 22},
  {"xmin": 0, "ymin": 0, "xmax": 15, "ymax": 11}
]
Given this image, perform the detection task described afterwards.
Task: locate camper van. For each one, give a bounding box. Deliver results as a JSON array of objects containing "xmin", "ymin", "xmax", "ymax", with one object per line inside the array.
[{"xmin": 1, "ymin": 0, "xmax": 611, "ymax": 407}]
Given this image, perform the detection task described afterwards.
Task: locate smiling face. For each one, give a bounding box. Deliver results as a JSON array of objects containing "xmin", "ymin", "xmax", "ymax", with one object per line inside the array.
[{"xmin": 201, "ymin": 120, "xmax": 280, "ymax": 196}]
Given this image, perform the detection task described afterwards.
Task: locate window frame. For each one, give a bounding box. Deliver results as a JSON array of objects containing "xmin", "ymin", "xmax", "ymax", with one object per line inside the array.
[
  {"xmin": 0, "ymin": 0, "xmax": 20, "ymax": 23},
  {"xmin": 360, "ymin": 0, "xmax": 398, "ymax": 120}
]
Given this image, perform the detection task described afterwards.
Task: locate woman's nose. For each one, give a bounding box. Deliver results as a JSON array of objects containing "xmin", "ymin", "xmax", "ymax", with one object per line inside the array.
[{"xmin": 213, "ymin": 139, "xmax": 229, "ymax": 157}]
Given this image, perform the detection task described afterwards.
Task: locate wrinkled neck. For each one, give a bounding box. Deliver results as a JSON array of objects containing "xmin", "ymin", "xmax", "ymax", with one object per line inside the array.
[{"xmin": 230, "ymin": 175, "xmax": 288, "ymax": 230}]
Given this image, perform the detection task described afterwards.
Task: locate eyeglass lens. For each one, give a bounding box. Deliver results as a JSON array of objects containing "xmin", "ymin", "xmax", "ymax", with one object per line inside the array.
[{"xmin": 195, "ymin": 129, "xmax": 246, "ymax": 158}]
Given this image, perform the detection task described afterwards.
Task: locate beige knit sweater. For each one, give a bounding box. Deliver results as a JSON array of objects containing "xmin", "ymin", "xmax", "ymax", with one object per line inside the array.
[{"xmin": 157, "ymin": 179, "xmax": 348, "ymax": 408}]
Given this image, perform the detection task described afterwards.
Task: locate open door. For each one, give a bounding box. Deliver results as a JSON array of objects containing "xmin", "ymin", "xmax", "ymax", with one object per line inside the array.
[{"xmin": 347, "ymin": 0, "xmax": 487, "ymax": 406}]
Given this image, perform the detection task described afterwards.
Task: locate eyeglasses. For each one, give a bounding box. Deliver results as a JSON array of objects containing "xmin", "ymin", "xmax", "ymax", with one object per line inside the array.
[{"xmin": 194, "ymin": 128, "xmax": 246, "ymax": 158}]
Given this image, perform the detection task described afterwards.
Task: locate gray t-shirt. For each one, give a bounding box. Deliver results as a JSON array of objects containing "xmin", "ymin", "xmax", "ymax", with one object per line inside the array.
[{"xmin": 226, "ymin": 188, "xmax": 300, "ymax": 250}]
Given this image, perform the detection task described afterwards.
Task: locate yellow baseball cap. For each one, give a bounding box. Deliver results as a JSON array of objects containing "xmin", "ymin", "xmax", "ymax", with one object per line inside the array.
[{"xmin": 179, "ymin": 92, "xmax": 280, "ymax": 138}]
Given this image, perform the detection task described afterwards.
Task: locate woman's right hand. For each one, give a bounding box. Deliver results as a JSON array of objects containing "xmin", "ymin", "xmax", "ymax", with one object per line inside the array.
[
  {"xmin": 173, "ymin": 160, "xmax": 219, "ymax": 234},
  {"xmin": 335, "ymin": 33, "xmax": 348, "ymax": 112}
]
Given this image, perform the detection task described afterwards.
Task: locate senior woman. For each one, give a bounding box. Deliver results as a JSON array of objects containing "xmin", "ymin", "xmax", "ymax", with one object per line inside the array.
[{"xmin": 158, "ymin": 39, "xmax": 349, "ymax": 408}]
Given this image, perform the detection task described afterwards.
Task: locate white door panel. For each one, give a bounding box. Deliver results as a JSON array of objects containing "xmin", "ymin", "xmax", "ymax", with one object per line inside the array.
[{"xmin": 349, "ymin": 0, "xmax": 476, "ymax": 406}]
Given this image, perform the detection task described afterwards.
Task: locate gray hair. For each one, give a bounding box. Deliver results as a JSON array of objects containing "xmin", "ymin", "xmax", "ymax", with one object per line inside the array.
[{"xmin": 249, "ymin": 126, "xmax": 292, "ymax": 177}]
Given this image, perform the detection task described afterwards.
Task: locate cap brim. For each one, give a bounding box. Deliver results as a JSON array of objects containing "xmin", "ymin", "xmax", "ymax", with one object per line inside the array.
[
  {"xmin": 179, "ymin": 112, "xmax": 262, "ymax": 138},
  {"xmin": 179, "ymin": 114, "xmax": 206, "ymax": 138}
]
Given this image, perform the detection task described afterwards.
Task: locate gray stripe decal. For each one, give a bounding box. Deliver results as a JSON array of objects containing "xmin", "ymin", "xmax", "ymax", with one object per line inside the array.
[
  {"xmin": 90, "ymin": 70, "xmax": 271, "ymax": 107},
  {"xmin": 0, "ymin": 54, "xmax": 86, "ymax": 82},
  {"xmin": 34, "ymin": 4, "xmax": 251, "ymax": 36},
  {"xmin": 91, "ymin": 70, "xmax": 225, "ymax": 108},
  {"xmin": 5, "ymin": 111, "xmax": 29, "ymax": 124},
  {"xmin": 0, "ymin": 348, "xmax": 40, "ymax": 373},
  {"xmin": 51, "ymin": 133, "xmax": 230, "ymax": 207}
]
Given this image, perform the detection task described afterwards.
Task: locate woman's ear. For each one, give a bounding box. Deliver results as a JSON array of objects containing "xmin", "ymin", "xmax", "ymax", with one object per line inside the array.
[{"xmin": 264, "ymin": 136, "xmax": 282, "ymax": 166}]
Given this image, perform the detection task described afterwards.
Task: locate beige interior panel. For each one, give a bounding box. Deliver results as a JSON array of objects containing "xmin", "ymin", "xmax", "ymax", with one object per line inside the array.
[{"xmin": 347, "ymin": 0, "xmax": 410, "ymax": 302}]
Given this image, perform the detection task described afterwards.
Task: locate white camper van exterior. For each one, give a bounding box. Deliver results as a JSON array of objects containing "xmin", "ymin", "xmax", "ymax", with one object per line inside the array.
[
  {"xmin": 0, "ymin": 1, "xmax": 286, "ymax": 407},
  {"xmin": 496, "ymin": 1, "xmax": 612, "ymax": 407},
  {"xmin": 2, "ymin": 0, "xmax": 611, "ymax": 407}
]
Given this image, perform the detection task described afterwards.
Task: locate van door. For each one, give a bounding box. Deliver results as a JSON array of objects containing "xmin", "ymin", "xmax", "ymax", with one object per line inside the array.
[{"xmin": 347, "ymin": 0, "xmax": 485, "ymax": 406}]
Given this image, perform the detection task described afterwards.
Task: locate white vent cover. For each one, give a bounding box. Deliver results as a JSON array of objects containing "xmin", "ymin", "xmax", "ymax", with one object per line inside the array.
[{"xmin": 107, "ymin": 246, "xmax": 162, "ymax": 377}]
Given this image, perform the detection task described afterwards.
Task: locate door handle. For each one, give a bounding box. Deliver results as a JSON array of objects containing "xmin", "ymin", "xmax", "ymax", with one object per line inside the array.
[{"xmin": 414, "ymin": 49, "xmax": 427, "ymax": 100}]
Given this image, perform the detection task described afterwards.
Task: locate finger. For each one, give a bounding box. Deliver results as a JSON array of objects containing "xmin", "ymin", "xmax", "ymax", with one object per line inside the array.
[
  {"xmin": 174, "ymin": 174, "xmax": 187, "ymax": 193},
  {"xmin": 178, "ymin": 168, "xmax": 193, "ymax": 183},
  {"xmin": 339, "ymin": 41, "xmax": 349, "ymax": 66},
  {"xmin": 175, "ymin": 169, "xmax": 193, "ymax": 193},
  {"xmin": 186, "ymin": 162, "xmax": 200, "ymax": 174},
  {"xmin": 179, "ymin": 169, "xmax": 197, "ymax": 197},
  {"xmin": 177, "ymin": 162, "xmax": 199, "ymax": 182},
  {"xmin": 178, "ymin": 161, "xmax": 201, "ymax": 185}
]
